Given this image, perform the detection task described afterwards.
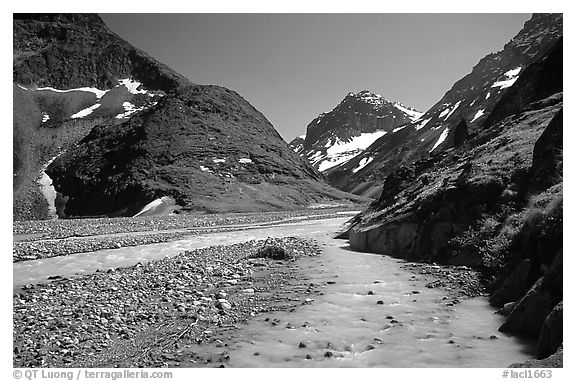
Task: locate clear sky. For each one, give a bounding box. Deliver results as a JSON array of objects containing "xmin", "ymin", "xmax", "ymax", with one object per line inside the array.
[{"xmin": 101, "ymin": 13, "xmax": 531, "ymax": 142}]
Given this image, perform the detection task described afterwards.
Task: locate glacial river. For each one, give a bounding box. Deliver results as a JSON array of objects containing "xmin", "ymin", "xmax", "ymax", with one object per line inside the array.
[{"xmin": 12, "ymin": 217, "xmax": 535, "ymax": 367}]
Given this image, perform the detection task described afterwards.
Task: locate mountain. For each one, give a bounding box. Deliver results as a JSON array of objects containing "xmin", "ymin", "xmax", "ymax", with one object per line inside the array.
[
  {"xmin": 346, "ymin": 18, "xmax": 563, "ymax": 366},
  {"xmin": 13, "ymin": 14, "xmax": 363, "ymax": 219},
  {"xmin": 324, "ymin": 13, "xmax": 563, "ymax": 197},
  {"xmin": 13, "ymin": 14, "xmax": 191, "ymax": 220},
  {"xmin": 289, "ymin": 90, "xmax": 422, "ymax": 173},
  {"xmin": 46, "ymin": 84, "xmax": 364, "ymax": 217}
]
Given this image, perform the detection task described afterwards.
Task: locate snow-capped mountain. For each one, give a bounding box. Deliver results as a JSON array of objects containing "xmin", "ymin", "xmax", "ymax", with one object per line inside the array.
[
  {"xmin": 326, "ymin": 13, "xmax": 563, "ymax": 197},
  {"xmin": 289, "ymin": 90, "xmax": 422, "ymax": 172}
]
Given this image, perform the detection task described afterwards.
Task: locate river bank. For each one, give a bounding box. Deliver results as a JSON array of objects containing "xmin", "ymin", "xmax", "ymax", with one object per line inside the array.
[{"xmin": 13, "ymin": 216, "xmax": 535, "ymax": 368}]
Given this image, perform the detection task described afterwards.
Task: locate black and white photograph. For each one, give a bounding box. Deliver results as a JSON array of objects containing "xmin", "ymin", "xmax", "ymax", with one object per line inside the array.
[{"xmin": 8, "ymin": 3, "xmax": 568, "ymax": 377}]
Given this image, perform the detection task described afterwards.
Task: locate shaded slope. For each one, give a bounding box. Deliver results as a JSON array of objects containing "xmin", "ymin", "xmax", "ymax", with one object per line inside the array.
[
  {"xmin": 47, "ymin": 85, "xmax": 364, "ymax": 217},
  {"xmin": 13, "ymin": 13, "xmax": 190, "ymax": 92},
  {"xmin": 13, "ymin": 13, "xmax": 191, "ymax": 220}
]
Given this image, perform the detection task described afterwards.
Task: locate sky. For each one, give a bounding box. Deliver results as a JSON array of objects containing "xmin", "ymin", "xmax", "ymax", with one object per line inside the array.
[{"xmin": 101, "ymin": 13, "xmax": 531, "ymax": 142}]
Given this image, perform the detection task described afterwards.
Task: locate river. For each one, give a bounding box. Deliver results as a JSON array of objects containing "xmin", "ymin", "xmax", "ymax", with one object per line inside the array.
[{"xmin": 13, "ymin": 217, "xmax": 535, "ymax": 367}]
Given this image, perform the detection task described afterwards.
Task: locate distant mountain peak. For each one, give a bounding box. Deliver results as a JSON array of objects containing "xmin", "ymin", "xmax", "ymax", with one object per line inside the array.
[
  {"xmin": 289, "ymin": 90, "xmax": 421, "ymax": 172},
  {"xmin": 321, "ymin": 13, "xmax": 563, "ymax": 198}
]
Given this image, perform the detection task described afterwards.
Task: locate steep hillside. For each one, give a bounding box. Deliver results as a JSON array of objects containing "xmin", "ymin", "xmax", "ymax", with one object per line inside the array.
[
  {"xmin": 289, "ymin": 91, "xmax": 421, "ymax": 172},
  {"xmin": 46, "ymin": 84, "xmax": 364, "ymax": 217},
  {"xmin": 13, "ymin": 14, "xmax": 191, "ymax": 220},
  {"xmin": 14, "ymin": 14, "xmax": 363, "ymax": 219},
  {"xmin": 347, "ymin": 36, "xmax": 563, "ymax": 366},
  {"xmin": 326, "ymin": 13, "xmax": 562, "ymax": 197},
  {"xmin": 13, "ymin": 14, "xmax": 189, "ymax": 92}
]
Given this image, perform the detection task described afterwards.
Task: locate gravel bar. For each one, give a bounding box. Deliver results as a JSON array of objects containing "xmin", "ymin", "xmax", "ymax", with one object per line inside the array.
[
  {"xmin": 13, "ymin": 237, "xmax": 322, "ymax": 368},
  {"xmin": 13, "ymin": 210, "xmax": 357, "ymax": 262},
  {"xmin": 14, "ymin": 209, "xmax": 360, "ymax": 241}
]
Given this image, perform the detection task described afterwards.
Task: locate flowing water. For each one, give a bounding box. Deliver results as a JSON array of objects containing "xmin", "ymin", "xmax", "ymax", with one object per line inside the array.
[
  {"xmin": 13, "ymin": 218, "xmax": 352, "ymax": 290},
  {"xmin": 212, "ymin": 241, "xmax": 535, "ymax": 367},
  {"xmin": 13, "ymin": 217, "xmax": 535, "ymax": 366}
]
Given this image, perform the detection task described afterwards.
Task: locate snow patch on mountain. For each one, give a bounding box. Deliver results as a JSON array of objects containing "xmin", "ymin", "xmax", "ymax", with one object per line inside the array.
[
  {"xmin": 430, "ymin": 128, "xmax": 450, "ymax": 153},
  {"xmin": 36, "ymin": 85, "xmax": 109, "ymax": 99},
  {"xmin": 37, "ymin": 152, "xmax": 66, "ymax": 219},
  {"xmin": 310, "ymin": 130, "xmax": 387, "ymax": 172},
  {"xmin": 415, "ymin": 118, "xmax": 432, "ymax": 130},
  {"xmin": 394, "ymin": 102, "xmax": 424, "ymax": 121},
  {"xmin": 440, "ymin": 101, "xmax": 462, "ymax": 121},
  {"xmin": 118, "ymin": 78, "xmax": 152, "ymax": 96},
  {"xmin": 352, "ymin": 156, "xmax": 374, "ymax": 173},
  {"xmin": 471, "ymin": 109, "xmax": 485, "ymax": 123},
  {"xmin": 133, "ymin": 196, "xmax": 176, "ymax": 217},
  {"xmin": 239, "ymin": 158, "xmax": 253, "ymax": 164},
  {"xmin": 491, "ymin": 66, "xmax": 522, "ymax": 89},
  {"xmin": 116, "ymin": 102, "xmax": 142, "ymax": 119},
  {"xmin": 71, "ymin": 103, "xmax": 101, "ymax": 119},
  {"xmin": 42, "ymin": 113, "xmax": 50, "ymax": 123}
]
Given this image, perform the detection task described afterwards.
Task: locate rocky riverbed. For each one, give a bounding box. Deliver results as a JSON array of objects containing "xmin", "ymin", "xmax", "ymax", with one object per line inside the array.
[
  {"xmin": 13, "ymin": 237, "xmax": 322, "ymax": 367},
  {"xmin": 13, "ymin": 209, "xmax": 359, "ymax": 241},
  {"xmin": 13, "ymin": 209, "xmax": 359, "ymax": 262},
  {"xmin": 404, "ymin": 262, "xmax": 484, "ymax": 299},
  {"xmin": 14, "ymin": 230, "xmax": 532, "ymax": 368},
  {"xmin": 13, "ymin": 231, "xmax": 192, "ymax": 262}
]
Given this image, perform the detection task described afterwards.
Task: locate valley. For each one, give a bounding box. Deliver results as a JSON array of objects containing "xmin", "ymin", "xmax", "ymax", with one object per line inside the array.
[
  {"xmin": 12, "ymin": 13, "xmax": 563, "ymax": 370},
  {"xmin": 13, "ymin": 214, "xmax": 537, "ymax": 368}
]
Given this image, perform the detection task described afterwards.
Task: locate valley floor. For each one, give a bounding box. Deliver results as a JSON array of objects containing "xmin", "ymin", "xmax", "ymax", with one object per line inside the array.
[
  {"xmin": 13, "ymin": 208, "xmax": 362, "ymax": 262},
  {"xmin": 12, "ymin": 213, "xmax": 540, "ymax": 368}
]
